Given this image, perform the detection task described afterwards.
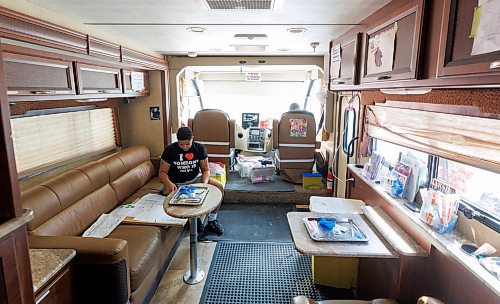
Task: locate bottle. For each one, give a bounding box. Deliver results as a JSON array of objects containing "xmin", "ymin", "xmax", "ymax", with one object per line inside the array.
[{"xmin": 326, "ymin": 168, "xmax": 334, "ymax": 193}]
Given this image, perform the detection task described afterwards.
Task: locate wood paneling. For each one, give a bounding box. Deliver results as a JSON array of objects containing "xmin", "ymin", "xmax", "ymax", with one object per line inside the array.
[
  {"xmin": 0, "ymin": 7, "xmax": 87, "ymax": 54},
  {"xmin": 122, "ymin": 48, "xmax": 168, "ymax": 70},
  {"xmin": 88, "ymin": 36, "xmax": 121, "ymax": 62}
]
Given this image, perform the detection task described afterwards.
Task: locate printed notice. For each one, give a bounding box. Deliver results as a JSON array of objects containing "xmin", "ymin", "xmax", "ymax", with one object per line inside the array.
[
  {"xmin": 330, "ymin": 44, "xmax": 341, "ymax": 79},
  {"xmin": 245, "ymin": 72, "xmax": 261, "ymax": 81},
  {"xmin": 131, "ymin": 71, "xmax": 146, "ymax": 91},
  {"xmin": 366, "ymin": 24, "xmax": 397, "ymax": 75},
  {"xmin": 471, "ymin": 0, "xmax": 500, "ymax": 56}
]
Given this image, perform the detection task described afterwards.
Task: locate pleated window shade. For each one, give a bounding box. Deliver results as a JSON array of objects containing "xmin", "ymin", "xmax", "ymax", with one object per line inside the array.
[
  {"xmin": 366, "ymin": 105, "xmax": 500, "ymax": 173},
  {"xmin": 11, "ymin": 108, "xmax": 116, "ymax": 174}
]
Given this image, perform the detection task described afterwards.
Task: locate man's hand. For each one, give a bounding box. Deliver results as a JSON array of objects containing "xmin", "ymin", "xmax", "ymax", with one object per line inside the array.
[{"xmin": 166, "ymin": 181, "xmax": 178, "ymax": 193}]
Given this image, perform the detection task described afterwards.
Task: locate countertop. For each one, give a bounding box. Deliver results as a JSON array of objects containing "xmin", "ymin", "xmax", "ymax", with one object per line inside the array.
[{"xmin": 30, "ymin": 248, "xmax": 76, "ymax": 293}]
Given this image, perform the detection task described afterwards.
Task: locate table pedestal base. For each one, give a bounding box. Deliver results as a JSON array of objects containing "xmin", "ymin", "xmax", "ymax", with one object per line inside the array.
[{"xmin": 183, "ymin": 269, "xmax": 205, "ymax": 284}]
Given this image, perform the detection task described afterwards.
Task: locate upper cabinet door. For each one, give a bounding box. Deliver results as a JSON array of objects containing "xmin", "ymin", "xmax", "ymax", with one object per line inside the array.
[
  {"xmin": 329, "ymin": 33, "xmax": 362, "ymax": 88},
  {"xmin": 3, "ymin": 53, "xmax": 76, "ymax": 97},
  {"xmin": 75, "ymin": 63, "xmax": 122, "ymax": 94},
  {"xmin": 361, "ymin": 0, "xmax": 425, "ymax": 83},
  {"xmin": 437, "ymin": 0, "xmax": 500, "ymax": 78},
  {"xmin": 122, "ymin": 69, "xmax": 149, "ymax": 96}
]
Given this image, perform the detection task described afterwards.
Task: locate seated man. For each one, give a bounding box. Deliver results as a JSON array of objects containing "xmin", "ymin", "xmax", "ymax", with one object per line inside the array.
[{"xmin": 159, "ymin": 126, "xmax": 224, "ymax": 236}]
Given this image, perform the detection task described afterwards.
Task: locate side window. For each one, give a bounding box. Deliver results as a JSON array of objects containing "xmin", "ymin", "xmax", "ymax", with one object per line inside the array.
[{"xmin": 11, "ymin": 108, "xmax": 117, "ymax": 176}]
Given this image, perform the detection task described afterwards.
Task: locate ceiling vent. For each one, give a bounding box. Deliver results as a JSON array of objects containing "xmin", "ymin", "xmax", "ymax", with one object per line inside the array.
[{"xmin": 201, "ymin": 0, "xmax": 284, "ymax": 10}]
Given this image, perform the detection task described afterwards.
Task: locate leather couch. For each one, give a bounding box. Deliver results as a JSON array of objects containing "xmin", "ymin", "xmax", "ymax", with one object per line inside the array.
[
  {"xmin": 291, "ymin": 295, "xmax": 445, "ymax": 304},
  {"xmin": 22, "ymin": 145, "xmax": 185, "ymax": 304}
]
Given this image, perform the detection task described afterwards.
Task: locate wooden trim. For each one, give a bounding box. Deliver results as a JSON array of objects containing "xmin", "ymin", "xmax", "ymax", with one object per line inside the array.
[
  {"xmin": 122, "ymin": 47, "xmax": 168, "ymax": 70},
  {"xmin": 88, "ymin": 36, "xmax": 121, "ymax": 62},
  {"xmin": 161, "ymin": 70, "xmax": 171, "ymax": 145},
  {"xmin": 0, "ymin": 7, "xmax": 87, "ymax": 54}
]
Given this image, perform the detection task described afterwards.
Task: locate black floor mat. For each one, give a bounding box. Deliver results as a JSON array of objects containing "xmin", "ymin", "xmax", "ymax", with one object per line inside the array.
[
  {"xmin": 199, "ymin": 242, "xmax": 354, "ymax": 304},
  {"xmin": 225, "ymin": 172, "xmax": 295, "ymax": 192},
  {"xmin": 199, "ymin": 203, "xmax": 294, "ymax": 242}
]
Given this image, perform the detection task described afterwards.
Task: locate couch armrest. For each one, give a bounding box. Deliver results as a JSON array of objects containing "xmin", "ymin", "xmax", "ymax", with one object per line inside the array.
[{"xmin": 28, "ymin": 235, "xmax": 128, "ymax": 264}]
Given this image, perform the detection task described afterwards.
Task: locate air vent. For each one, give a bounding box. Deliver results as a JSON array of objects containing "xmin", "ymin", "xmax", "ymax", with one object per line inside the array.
[{"xmin": 202, "ymin": 0, "xmax": 283, "ymax": 10}]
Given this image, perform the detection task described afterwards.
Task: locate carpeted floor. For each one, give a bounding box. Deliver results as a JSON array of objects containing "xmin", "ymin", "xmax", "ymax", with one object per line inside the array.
[
  {"xmin": 225, "ymin": 172, "xmax": 295, "ymax": 192},
  {"xmin": 199, "ymin": 203, "xmax": 295, "ymax": 242},
  {"xmin": 199, "ymin": 242, "xmax": 354, "ymax": 304}
]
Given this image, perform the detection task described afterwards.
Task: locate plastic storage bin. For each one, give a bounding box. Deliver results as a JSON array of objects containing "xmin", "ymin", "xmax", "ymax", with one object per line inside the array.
[
  {"xmin": 249, "ymin": 166, "xmax": 275, "ymax": 183},
  {"xmin": 302, "ymin": 172, "xmax": 323, "ymax": 189},
  {"xmin": 209, "ymin": 163, "xmax": 226, "ymax": 185}
]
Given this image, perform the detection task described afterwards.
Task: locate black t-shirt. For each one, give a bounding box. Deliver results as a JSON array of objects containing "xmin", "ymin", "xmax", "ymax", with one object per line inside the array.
[{"xmin": 161, "ymin": 141, "xmax": 208, "ymax": 183}]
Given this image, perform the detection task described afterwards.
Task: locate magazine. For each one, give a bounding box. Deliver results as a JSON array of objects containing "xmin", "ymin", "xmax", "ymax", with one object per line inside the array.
[{"xmin": 169, "ymin": 185, "xmax": 209, "ymax": 206}]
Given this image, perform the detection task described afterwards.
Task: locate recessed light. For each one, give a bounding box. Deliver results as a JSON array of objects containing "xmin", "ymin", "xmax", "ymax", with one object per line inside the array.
[
  {"xmin": 287, "ymin": 27, "xmax": 306, "ymax": 34},
  {"xmin": 186, "ymin": 26, "xmax": 206, "ymax": 33}
]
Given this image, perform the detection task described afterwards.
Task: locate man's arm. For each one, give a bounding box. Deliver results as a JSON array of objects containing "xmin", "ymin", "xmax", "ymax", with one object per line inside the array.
[
  {"xmin": 199, "ymin": 158, "xmax": 210, "ymax": 184},
  {"xmin": 159, "ymin": 160, "xmax": 177, "ymax": 192}
]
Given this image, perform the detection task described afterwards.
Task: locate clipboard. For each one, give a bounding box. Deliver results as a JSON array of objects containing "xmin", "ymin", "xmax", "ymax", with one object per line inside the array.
[{"xmin": 168, "ymin": 186, "xmax": 209, "ymax": 206}]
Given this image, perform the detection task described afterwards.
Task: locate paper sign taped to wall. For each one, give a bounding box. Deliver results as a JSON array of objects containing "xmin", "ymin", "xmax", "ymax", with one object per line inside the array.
[
  {"xmin": 245, "ymin": 72, "xmax": 262, "ymax": 81},
  {"xmin": 131, "ymin": 72, "xmax": 146, "ymax": 91},
  {"xmin": 366, "ymin": 24, "xmax": 397, "ymax": 75}
]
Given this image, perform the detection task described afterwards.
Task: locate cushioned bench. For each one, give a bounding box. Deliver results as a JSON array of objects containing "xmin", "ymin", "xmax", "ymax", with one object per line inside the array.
[{"xmin": 22, "ymin": 145, "xmax": 185, "ymax": 304}]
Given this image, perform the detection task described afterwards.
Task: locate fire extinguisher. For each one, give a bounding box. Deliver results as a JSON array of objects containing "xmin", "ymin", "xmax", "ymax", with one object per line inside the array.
[{"xmin": 326, "ymin": 168, "xmax": 334, "ymax": 193}]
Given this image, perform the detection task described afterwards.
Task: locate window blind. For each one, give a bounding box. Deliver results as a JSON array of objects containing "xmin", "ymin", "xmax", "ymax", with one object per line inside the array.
[
  {"xmin": 11, "ymin": 108, "xmax": 116, "ymax": 174},
  {"xmin": 366, "ymin": 105, "xmax": 500, "ymax": 173}
]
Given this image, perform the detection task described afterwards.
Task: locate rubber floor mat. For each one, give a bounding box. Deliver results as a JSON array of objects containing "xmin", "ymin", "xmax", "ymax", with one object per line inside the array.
[{"xmin": 199, "ymin": 242, "xmax": 353, "ymax": 304}]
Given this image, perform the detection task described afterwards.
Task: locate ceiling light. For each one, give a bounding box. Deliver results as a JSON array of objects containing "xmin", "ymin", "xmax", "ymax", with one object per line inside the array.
[
  {"xmin": 234, "ymin": 34, "xmax": 267, "ymax": 40},
  {"xmin": 287, "ymin": 28, "xmax": 306, "ymax": 34},
  {"xmin": 187, "ymin": 52, "xmax": 198, "ymax": 58},
  {"xmin": 201, "ymin": 0, "xmax": 284, "ymax": 10},
  {"xmin": 310, "ymin": 42, "xmax": 319, "ymax": 52},
  {"xmin": 233, "ymin": 45, "xmax": 266, "ymax": 52},
  {"xmin": 186, "ymin": 26, "xmax": 206, "ymax": 33}
]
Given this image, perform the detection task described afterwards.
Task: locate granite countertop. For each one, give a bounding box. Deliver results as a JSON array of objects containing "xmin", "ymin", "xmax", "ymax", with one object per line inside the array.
[{"xmin": 30, "ymin": 248, "xmax": 76, "ymax": 293}]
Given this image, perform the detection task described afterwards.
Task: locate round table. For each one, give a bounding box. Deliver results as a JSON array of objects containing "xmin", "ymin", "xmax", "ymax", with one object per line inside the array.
[{"xmin": 163, "ymin": 183, "xmax": 222, "ymax": 284}]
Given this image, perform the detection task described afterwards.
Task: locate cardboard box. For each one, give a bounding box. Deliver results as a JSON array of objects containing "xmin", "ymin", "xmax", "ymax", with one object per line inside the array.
[
  {"xmin": 302, "ymin": 172, "xmax": 323, "ymax": 189},
  {"xmin": 250, "ymin": 166, "xmax": 275, "ymax": 183}
]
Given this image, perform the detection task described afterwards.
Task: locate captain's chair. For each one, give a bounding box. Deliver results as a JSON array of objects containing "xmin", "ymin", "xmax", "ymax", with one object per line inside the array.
[
  {"xmin": 188, "ymin": 109, "xmax": 235, "ymax": 174},
  {"xmin": 273, "ymin": 110, "xmax": 317, "ymax": 183}
]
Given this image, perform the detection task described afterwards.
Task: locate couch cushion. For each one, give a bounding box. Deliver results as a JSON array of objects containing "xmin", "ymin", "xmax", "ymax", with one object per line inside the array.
[{"xmin": 108, "ymin": 225, "xmax": 164, "ymax": 291}]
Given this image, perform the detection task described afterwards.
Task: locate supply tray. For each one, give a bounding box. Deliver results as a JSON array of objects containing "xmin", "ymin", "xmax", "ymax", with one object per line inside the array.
[
  {"xmin": 303, "ymin": 217, "xmax": 369, "ymax": 242},
  {"xmin": 168, "ymin": 186, "xmax": 209, "ymax": 206}
]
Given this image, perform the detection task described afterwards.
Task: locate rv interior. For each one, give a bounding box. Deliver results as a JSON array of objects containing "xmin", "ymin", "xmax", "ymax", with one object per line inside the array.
[{"xmin": 0, "ymin": 0, "xmax": 499, "ymax": 304}]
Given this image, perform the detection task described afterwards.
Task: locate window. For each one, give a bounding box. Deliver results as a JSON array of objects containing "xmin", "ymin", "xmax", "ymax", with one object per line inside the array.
[
  {"xmin": 374, "ymin": 140, "xmax": 428, "ymax": 166},
  {"xmin": 11, "ymin": 108, "xmax": 117, "ymax": 175},
  {"xmin": 438, "ymin": 158, "xmax": 500, "ymax": 219}
]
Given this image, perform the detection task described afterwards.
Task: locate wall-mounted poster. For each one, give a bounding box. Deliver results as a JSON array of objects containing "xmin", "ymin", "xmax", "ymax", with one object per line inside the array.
[{"xmin": 366, "ymin": 24, "xmax": 397, "ymax": 75}]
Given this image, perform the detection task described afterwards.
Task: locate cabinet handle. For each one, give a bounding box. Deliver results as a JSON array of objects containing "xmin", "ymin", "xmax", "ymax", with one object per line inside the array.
[
  {"xmin": 335, "ymin": 81, "xmax": 346, "ymax": 84},
  {"xmin": 377, "ymin": 75, "xmax": 391, "ymax": 80},
  {"xmin": 489, "ymin": 61, "xmax": 500, "ymax": 69},
  {"xmin": 35, "ymin": 290, "xmax": 50, "ymax": 304},
  {"xmin": 30, "ymin": 90, "xmax": 52, "ymax": 95},
  {"xmin": 97, "ymin": 90, "xmax": 111, "ymax": 93}
]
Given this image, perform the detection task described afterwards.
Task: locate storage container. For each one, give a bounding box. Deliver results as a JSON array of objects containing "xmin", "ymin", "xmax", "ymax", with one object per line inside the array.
[
  {"xmin": 209, "ymin": 163, "xmax": 226, "ymax": 185},
  {"xmin": 302, "ymin": 172, "xmax": 323, "ymax": 189},
  {"xmin": 249, "ymin": 166, "xmax": 275, "ymax": 183}
]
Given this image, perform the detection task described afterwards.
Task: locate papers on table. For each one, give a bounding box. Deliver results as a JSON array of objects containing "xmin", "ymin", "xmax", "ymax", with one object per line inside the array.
[
  {"xmin": 83, "ymin": 213, "xmax": 125, "ymax": 238},
  {"xmin": 471, "ymin": 0, "xmax": 500, "ymax": 56},
  {"xmin": 111, "ymin": 193, "xmax": 187, "ymax": 226},
  {"xmin": 366, "ymin": 23, "xmax": 397, "ymax": 75}
]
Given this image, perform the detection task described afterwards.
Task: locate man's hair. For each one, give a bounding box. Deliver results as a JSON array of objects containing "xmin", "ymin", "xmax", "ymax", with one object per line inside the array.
[
  {"xmin": 177, "ymin": 127, "xmax": 193, "ymax": 140},
  {"xmin": 289, "ymin": 102, "xmax": 301, "ymax": 111}
]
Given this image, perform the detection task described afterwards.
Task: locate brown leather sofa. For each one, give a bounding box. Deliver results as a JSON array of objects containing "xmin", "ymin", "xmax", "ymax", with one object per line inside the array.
[{"xmin": 22, "ymin": 145, "xmax": 185, "ymax": 304}]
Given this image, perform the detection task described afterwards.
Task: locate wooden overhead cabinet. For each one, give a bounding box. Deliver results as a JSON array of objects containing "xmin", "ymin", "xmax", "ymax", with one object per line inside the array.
[
  {"xmin": 361, "ymin": 0, "xmax": 425, "ymax": 83},
  {"xmin": 122, "ymin": 69, "xmax": 149, "ymax": 96},
  {"xmin": 437, "ymin": 0, "xmax": 500, "ymax": 79},
  {"xmin": 329, "ymin": 33, "xmax": 362, "ymax": 88},
  {"xmin": 75, "ymin": 63, "xmax": 122, "ymax": 95},
  {"xmin": 3, "ymin": 53, "xmax": 76, "ymax": 97}
]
